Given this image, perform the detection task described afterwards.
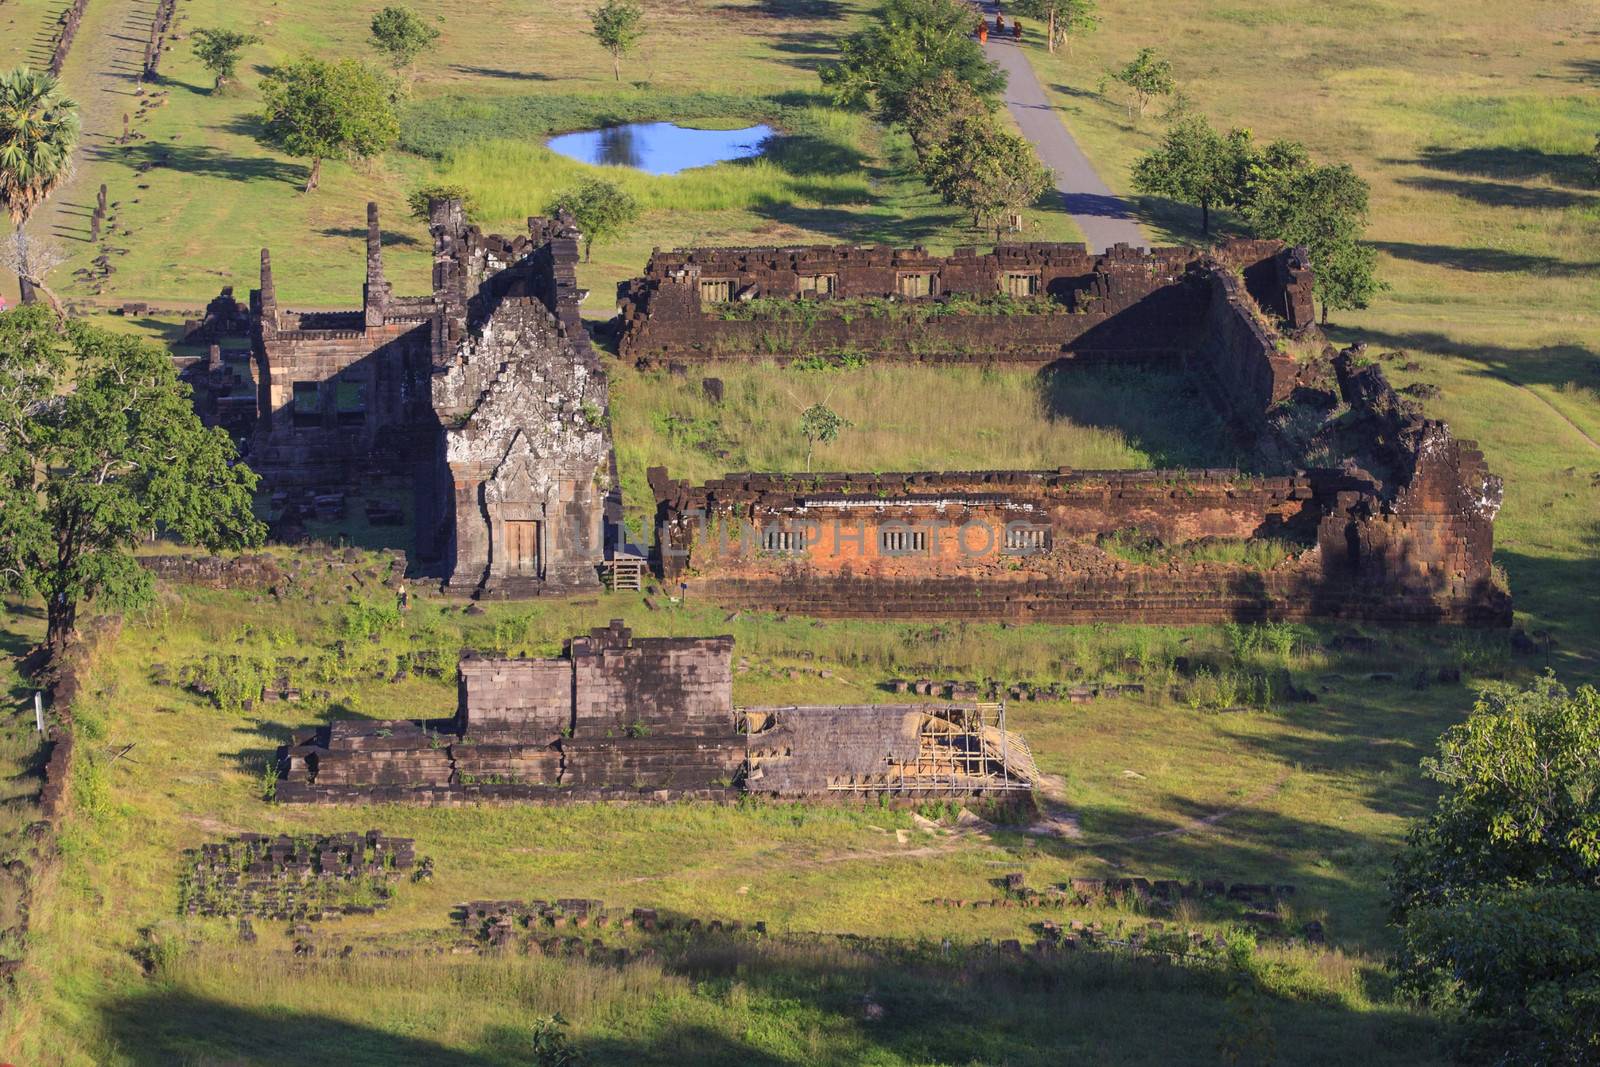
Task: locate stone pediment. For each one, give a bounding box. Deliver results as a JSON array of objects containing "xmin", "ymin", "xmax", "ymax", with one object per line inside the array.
[{"xmin": 484, "ymin": 429, "xmax": 554, "ymax": 512}]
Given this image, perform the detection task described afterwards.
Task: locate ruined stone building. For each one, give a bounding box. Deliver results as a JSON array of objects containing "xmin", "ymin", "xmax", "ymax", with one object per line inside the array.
[
  {"xmin": 187, "ymin": 223, "xmax": 1506, "ymax": 625},
  {"xmin": 275, "ymin": 621, "xmax": 1037, "ymax": 803},
  {"xmin": 633, "ymin": 240, "xmax": 1507, "ymax": 625},
  {"xmin": 186, "ymin": 200, "xmax": 613, "ymax": 596}
]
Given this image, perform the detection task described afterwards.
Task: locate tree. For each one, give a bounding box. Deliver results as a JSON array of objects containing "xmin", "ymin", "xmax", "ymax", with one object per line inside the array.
[
  {"xmin": 1008, "ymin": 0, "xmax": 1098, "ymax": 55},
  {"xmin": 589, "ymin": 0, "xmax": 644, "ymax": 83},
  {"xmin": 0, "ymin": 307, "xmax": 265, "ymax": 651},
  {"xmin": 0, "ymin": 67, "xmax": 79, "ymax": 310},
  {"xmin": 900, "ymin": 70, "xmax": 992, "ymax": 161},
  {"xmin": 798, "ymin": 403, "xmax": 849, "ymax": 471},
  {"xmin": 548, "ymin": 178, "xmax": 639, "ymax": 262},
  {"xmin": 257, "ymin": 57, "xmax": 399, "ymax": 192},
  {"xmin": 0, "ymin": 231, "xmax": 67, "ymax": 318},
  {"xmin": 820, "ymin": 0, "xmax": 1004, "ymax": 125},
  {"xmin": 190, "ymin": 28, "xmax": 262, "ymax": 90},
  {"xmin": 1242, "ymin": 154, "xmax": 1383, "ymax": 322},
  {"xmin": 369, "ymin": 6, "xmax": 441, "ymax": 76},
  {"xmin": 1105, "ymin": 48, "xmax": 1175, "ymax": 120},
  {"xmin": 407, "ymin": 183, "xmax": 475, "ymax": 222},
  {"xmin": 918, "ymin": 113, "xmax": 1052, "ymax": 237},
  {"xmin": 1389, "ymin": 675, "xmax": 1600, "ymax": 1064},
  {"xmin": 1130, "ymin": 116, "xmax": 1254, "ymax": 235}
]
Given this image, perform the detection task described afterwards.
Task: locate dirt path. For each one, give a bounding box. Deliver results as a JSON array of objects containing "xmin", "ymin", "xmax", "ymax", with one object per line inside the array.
[
  {"xmin": 1034, "ymin": 771, "xmax": 1293, "ymax": 848},
  {"xmin": 24, "ymin": 0, "xmax": 154, "ymax": 264},
  {"xmin": 1492, "ymin": 371, "xmax": 1600, "ymax": 452},
  {"xmin": 978, "ymin": 2, "xmax": 1146, "ymax": 252}
]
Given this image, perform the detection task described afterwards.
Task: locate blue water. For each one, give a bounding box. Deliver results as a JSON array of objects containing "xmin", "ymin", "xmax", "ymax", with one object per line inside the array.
[{"xmin": 545, "ymin": 121, "xmax": 775, "ymax": 175}]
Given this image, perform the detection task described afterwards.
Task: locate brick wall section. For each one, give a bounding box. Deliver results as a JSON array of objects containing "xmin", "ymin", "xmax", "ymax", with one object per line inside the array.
[
  {"xmin": 649, "ymin": 349, "xmax": 1512, "ymax": 627},
  {"xmin": 615, "ymin": 239, "xmax": 1314, "ymax": 367},
  {"xmin": 458, "ymin": 656, "xmax": 572, "ymax": 740},
  {"xmin": 569, "ymin": 621, "xmax": 734, "ymax": 737},
  {"xmin": 652, "ymin": 468, "xmax": 1314, "ymax": 579}
]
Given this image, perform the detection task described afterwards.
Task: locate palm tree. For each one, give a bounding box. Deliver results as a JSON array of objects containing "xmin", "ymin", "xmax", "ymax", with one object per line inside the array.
[{"xmin": 0, "ymin": 67, "xmax": 81, "ymax": 314}]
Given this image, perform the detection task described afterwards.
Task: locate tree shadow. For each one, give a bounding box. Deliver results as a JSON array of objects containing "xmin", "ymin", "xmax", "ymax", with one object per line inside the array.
[
  {"xmin": 725, "ymin": 0, "xmax": 843, "ymax": 18},
  {"xmin": 1370, "ymin": 240, "xmax": 1598, "ymax": 277},
  {"xmin": 1413, "ymin": 144, "xmax": 1596, "ymax": 189},
  {"xmin": 1395, "ymin": 175, "xmax": 1596, "ymax": 211},
  {"xmin": 747, "ymin": 199, "xmax": 955, "ymax": 246},
  {"xmin": 89, "ymin": 140, "xmax": 303, "ymax": 187},
  {"xmin": 771, "ymin": 30, "xmax": 837, "ymax": 72},
  {"xmin": 447, "ymin": 65, "xmax": 554, "ymax": 81},
  {"xmin": 318, "ymin": 226, "xmax": 424, "ymax": 249}
]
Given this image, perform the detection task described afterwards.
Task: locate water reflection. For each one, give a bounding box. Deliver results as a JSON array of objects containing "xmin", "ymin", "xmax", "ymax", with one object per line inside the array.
[{"xmin": 546, "ymin": 121, "xmax": 775, "ymax": 175}]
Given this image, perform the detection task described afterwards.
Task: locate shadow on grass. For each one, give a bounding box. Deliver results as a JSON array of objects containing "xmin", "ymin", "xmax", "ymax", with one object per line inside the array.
[
  {"xmin": 1371, "ymin": 240, "xmax": 1599, "ymax": 277},
  {"xmin": 447, "ymin": 65, "xmax": 554, "ymax": 81},
  {"xmin": 319, "ymin": 226, "xmax": 424, "ymax": 248},
  {"xmin": 1037, "ymin": 364, "xmax": 1244, "ymax": 469},
  {"xmin": 1414, "ymin": 145, "xmax": 1597, "ymax": 189},
  {"xmin": 1323, "ymin": 326, "xmax": 1599, "ymax": 402},
  {"xmin": 1395, "ymin": 175, "xmax": 1597, "ymax": 211},
  {"xmin": 747, "ymin": 199, "xmax": 956, "ymax": 245},
  {"xmin": 91, "ymin": 140, "xmax": 304, "ymax": 187},
  {"xmin": 95, "ymin": 937, "xmax": 1450, "ymax": 1066}
]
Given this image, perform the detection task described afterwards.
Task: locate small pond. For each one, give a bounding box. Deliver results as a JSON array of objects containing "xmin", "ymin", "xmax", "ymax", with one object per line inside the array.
[{"xmin": 545, "ymin": 121, "xmax": 775, "ymax": 175}]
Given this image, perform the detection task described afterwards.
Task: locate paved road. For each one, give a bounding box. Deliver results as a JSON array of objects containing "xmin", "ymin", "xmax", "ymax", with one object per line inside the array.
[{"xmin": 979, "ymin": 10, "xmax": 1146, "ymax": 252}]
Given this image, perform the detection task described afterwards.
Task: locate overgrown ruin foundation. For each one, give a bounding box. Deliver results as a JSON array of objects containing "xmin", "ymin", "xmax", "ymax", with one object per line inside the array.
[{"xmin": 275, "ymin": 621, "xmax": 1036, "ymax": 804}]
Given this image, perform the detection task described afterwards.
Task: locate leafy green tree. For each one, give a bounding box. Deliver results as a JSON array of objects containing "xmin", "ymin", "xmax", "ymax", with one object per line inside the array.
[
  {"xmin": 1390, "ymin": 675, "xmax": 1600, "ymax": 1065},
  {"xmin": 1105, "ymin": 47, "xmax": 1175, "ymax": 120},
  {"xmin": 190, "ymin": 28, "xmax": 262, "ymax": 90},
  {"xmin": 0, "ymin": 307, "xmax": 265, "ymax": 651},
  {"xmin": 1007, "ymin": 0, "xmax": 1099, "ymax": 55},
  {"xmin": 407, "ymin": 182, "xmax": 475, "ymax": 222},
  {"xmin": 369, "ymin": 6, "xmax": 441, "ymax": 75},
  {"xmin": 589, "ymin": 0, "xmax": 644, "ymax": 83},
  {"xmin": 923, "ymin": 117, "xmax": 1051, "ymax": 238},
  {"xmin": 257, "ymin": 57, "xmax": 399, "ymax": 192},
  {"xmin": 0, "ymin": 67, "xmax": 79, "ymax": 309},
  {"xmin": 1242, "ymin": 154, "xmax": 1382, "ymax": 322},
  {"xmin": 900, "ymin": 70, "xmax": 992, "ymax": 161},
  {"xmin": 820, "ymin": 0, "xmax": 1004, "ymax": 125},
  {"xmin": 548, "ymin": 177, "xmax": 639, "ymax": 262},
  {"xmin": 1130, "ymin": 115, "xmax": 1254, "ymax": 235},
  {"xmin": 798, "ymin": 403, "xmax": 849, "ymax": 471}
]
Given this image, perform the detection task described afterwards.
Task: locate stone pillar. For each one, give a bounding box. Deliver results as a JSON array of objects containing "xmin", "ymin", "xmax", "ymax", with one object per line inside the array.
[
  {"xmin": 258, "ymin": 249, "xmax": 277, "ymax": 339},
  {"xmin": 363, "ymin": 201, "xmax": 388, "ymax": 328}
]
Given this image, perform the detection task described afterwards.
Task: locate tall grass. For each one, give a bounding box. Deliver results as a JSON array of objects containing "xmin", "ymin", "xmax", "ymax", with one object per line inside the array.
[{"xmin": 611, "ymin": 361, "xmax": 1240, "ymax": 530}]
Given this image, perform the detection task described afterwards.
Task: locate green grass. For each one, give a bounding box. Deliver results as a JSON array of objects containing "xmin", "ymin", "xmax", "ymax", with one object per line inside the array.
[{"xmin": 609, "ymin": 360, "xmax": 1241, "ymax": 531}]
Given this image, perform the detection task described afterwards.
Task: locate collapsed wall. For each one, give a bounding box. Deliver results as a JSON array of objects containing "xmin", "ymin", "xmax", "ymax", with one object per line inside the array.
[
  {"xmin": 615, "ymin": 239, "xmax": 1315, "ymax": 367},
  {"xmin": 275, "ymin": 621, "xmax": 1035, "ymax": 804}
]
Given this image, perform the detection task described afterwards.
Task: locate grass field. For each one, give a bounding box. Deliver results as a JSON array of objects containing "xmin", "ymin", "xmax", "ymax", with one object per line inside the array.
[
  {"xmin": 0, "ymin": 565, "xmax": 1535, "ymax": 1065},
  {"xmin": 609, "ymin": 360, "xmax": 1243, "ymax": 532},
  {"xmin": 5, "ymin": 0, "xmax": 1081, "ymax": 313}
]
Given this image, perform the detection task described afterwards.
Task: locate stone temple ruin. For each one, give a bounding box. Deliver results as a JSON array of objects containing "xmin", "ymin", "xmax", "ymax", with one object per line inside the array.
[
  {"xmin": 185, "ymin": 200, "xmax": 613, "ymax": 597},
  {"xmin": 631, "ymin": 240, "xmax": 1508, "ymax": 625},
  {"xmin": 275, "ymin": 621, "xmax": 1037, "ymax": 803},
  {"xmin": 186, "ymin": 212, "xmax": 1507, "ymax": 626}
]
